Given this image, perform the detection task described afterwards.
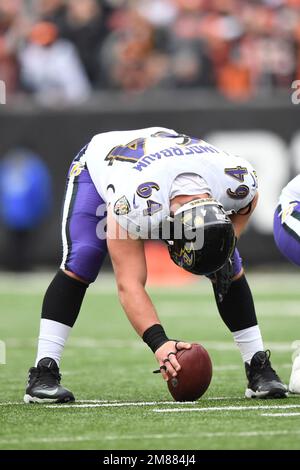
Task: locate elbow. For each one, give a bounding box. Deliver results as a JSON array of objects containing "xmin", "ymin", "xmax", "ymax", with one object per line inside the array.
[
  {"xmin": 117, "ymin": 278, "xmax": 146, "ymax": 305},
  {"xmin": 117, "ymin": 281, "xmax": 129, "ymax": 303}
]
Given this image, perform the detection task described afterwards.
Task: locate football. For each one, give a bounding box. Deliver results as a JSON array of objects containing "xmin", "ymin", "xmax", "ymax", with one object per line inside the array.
[{"xmin": 167, "ymin": 343, "xmax": 213, "ymax": 401}]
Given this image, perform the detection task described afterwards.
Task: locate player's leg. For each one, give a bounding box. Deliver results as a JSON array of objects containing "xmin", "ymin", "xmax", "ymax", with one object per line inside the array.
[
  {"xmin": 274, "ymin": 203, "xmax": 300, "ymax": 393},
  {"xmin": 24, "ymin": 161, "xmax": 107, "ymax": 403},
  {"xmin": 211, "ymin": 248, "xmax": 287, "ymax": 398}
]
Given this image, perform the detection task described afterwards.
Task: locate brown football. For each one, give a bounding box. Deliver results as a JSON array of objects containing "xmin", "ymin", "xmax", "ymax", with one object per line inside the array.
[{"xmin": 167, "ymin": 343, "xmax": 213, "ymax": 401}]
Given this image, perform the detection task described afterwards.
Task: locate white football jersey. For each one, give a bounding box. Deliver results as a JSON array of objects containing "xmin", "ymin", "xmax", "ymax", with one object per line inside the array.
[
  {"xmin": 86, "ymin": 127, "xmax": 258, "ymax": 237},
  {"xmin": 279, "ymin": 174, "xmax": 300, "ymax": 209}
]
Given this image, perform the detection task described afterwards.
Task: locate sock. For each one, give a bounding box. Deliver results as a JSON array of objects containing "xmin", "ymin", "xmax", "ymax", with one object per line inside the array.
[
  {"xmin": 212, "ymin": 274, "xmax": 263, "ymax": 364},
  {"xmin": 35, "ymin": 319, "xmax": 71, "ymax": 367},
  {"xmin": 232, "ymin": 325, "xmax": 264, "ymax": 364},
  {"xmin": 34, "ymin": 270, "xmax": 88, "ymax": 367}
]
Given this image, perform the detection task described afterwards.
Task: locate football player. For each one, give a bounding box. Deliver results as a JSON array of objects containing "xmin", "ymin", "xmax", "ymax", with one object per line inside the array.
[
  {"xmin": 274, "ymin": 174, "xmax": 300, "ymax": 394},
  {"xmin": 24, "ymin": 127, "xmax": 287, "ymax": 403}
]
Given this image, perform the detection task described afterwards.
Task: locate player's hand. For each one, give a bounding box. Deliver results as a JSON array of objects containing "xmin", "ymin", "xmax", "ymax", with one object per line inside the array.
[{"xmin": 154, "ymin": 341, "xmax": 192, "ymax": 381}]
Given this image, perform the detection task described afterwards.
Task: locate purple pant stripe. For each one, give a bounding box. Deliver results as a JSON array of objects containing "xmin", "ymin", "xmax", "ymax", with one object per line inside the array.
[{"xmin": 232, "ymin": 247, "xmax": 243, "ymax": 277}]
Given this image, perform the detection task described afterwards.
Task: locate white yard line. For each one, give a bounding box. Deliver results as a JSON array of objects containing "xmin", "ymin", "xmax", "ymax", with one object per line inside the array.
[
  {"xmin": 206, "ymin": 396, "xmax": 240, "ymax": 400},
  {"xmin": 0, "ymin": 436, "xmax": 97, "ymax": 445},
  {"xmin": 0, "ymin": 397, "xmax": 239, "ymax": 407},
  {"xmin": 153, "ymin": 404, "xmax": 300, "ymax": 413},
  {"xmin": 40, "ymin": 403, "xmax": 300, "ymax": 411},
  {"xmin": 44, "ymin": 401, "xmax": 202, "ymax": 409},
  {"xmin": 103, "ymin": 430, "xmax": 300, "ymax": 439},
  {"xmin": 0, "ymin": 400, "xmax": 209, "ymax": 407},
  {"xmin": 0, "ymin": 402, "xmax": 24, "ymax": 406},
  {"xmin": 1, "ymin": 430, "xmax": 300, "ymax": 446},
  {"xmin": 261, "ymin": 413, "xmax": 300, "ymax": 417},
  {"xmin": 76, "ymin": 397, "xmax": 239, "ymax": 403}
]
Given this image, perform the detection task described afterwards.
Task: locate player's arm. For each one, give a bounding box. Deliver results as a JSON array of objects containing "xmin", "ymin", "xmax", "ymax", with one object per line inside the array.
[
  {"xmin": 107, "ymin": 225, "xmax": 157, "ymax": 336},
  {"xmin": 229, "ymin": 192, "xmax": 259, "ymax": 239},
  {"xmin": 107, "ymin": 212, "xmax": 191, "ymax": 380}
]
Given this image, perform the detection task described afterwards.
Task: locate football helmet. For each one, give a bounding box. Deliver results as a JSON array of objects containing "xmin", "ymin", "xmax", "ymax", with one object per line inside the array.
[{"xmin": 166, "ymin": 198, "xmax": 235, "ymax": 275}]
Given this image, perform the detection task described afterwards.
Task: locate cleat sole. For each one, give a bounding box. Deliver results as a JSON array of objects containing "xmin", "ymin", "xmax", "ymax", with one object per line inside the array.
[
  {"xmin": 24, "ymin": 394, "xmax": 75, "ymax": 404},
  {"xmin": 245, "ymin": 387, "xmax": 288, "ymax": 399}
]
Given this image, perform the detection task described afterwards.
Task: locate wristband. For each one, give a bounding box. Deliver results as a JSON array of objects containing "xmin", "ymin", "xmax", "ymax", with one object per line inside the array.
[{"xmin": 142, "ymin": 324, "xmax": 169, "ymax": 353}]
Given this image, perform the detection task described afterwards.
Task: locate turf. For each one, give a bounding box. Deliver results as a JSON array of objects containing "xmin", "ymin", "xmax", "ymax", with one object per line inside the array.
[{"xmin": 0, "ymin": 272, "xmax": 300, "ymax": 450}]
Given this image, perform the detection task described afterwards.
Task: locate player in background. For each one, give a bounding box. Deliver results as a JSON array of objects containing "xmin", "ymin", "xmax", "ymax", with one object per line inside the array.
[
  {"xmin": 274, "ymin": 174, "xmax": 300, "ymax": 394},
  {"xmin": 24, "ymin": 127, "xmax": 287, "ymax": 403}
]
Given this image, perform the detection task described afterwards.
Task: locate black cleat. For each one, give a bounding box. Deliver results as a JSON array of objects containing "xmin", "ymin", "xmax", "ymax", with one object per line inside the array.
[
  {"xmin": 24, "ymin": 357, "xmax": 75, "ymax": 404},
  {"xmin": 245, "ymin": 350, "xmax": 288, "ymax": 399}
]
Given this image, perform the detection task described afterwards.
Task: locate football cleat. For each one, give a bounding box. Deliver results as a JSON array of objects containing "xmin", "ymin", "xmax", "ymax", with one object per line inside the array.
[
  {"xmin": 289, "ymin": 354, "xmax": 300, "ymax": 394},
  {"xmin": 245, "ymin": 350, "xmax": 288, "ymax": 399},
  {"xmin": 24, "ymin": 357, "xmax": 75, "ymax": 404}
]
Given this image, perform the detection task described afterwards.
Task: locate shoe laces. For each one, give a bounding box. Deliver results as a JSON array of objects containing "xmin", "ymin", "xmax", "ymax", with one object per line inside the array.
[
  {"xmin": 250, "ymin": 350, "xmax": 280, "ymax": 381},
  {"xmin": 36, "ymin": 365, "xmax": 61, "ymax": 388},
  {"xmin": 258, "ymin": 349, "xmax": 271, "ymax": 368}
]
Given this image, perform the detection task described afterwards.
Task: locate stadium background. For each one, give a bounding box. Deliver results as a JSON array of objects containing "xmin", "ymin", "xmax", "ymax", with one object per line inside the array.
[
  {"xmin": 0, "ymin": 0, "xmax": 300, "ymax": 452},
  {"xmin": 1, "ymin": 0, "xmax": 300, "ymax": 274}
]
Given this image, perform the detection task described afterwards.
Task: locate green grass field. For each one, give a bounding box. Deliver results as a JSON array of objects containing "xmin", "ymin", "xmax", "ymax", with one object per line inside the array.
[{"xmin": 0, "ymin": 271, "xmax": 300, "ymax": 450}]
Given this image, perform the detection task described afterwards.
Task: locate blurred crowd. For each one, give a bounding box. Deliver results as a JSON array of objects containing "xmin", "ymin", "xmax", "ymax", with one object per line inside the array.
[{"xmin": 0, "ymin": 0, "xmax": 300, "ymax": 104}]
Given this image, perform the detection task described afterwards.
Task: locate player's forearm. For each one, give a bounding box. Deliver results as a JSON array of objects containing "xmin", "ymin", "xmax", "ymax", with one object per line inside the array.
[{"xmin": 117, "ymin": 283, "xmax": 161, "ymax": 337}]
